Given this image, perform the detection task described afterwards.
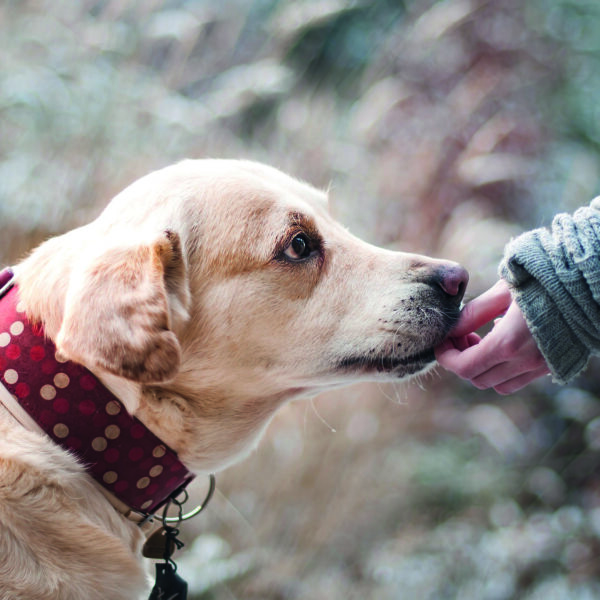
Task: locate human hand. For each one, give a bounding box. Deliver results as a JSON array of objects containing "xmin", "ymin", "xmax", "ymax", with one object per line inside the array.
[{"xmin": 435, "ymin": 279, "xmax": 550, "ymax": 394}]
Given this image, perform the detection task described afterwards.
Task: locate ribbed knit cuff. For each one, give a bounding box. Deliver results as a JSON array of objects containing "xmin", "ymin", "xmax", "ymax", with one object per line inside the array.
[{"xmin": 500, "ymin": 236, "xmax": 590, "ymax": 385}]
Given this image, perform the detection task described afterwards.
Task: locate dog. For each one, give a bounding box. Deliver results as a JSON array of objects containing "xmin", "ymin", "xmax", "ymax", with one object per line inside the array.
[{"xmin": 0, "ymin": 159, "xmax": 467, "ymax": 599}]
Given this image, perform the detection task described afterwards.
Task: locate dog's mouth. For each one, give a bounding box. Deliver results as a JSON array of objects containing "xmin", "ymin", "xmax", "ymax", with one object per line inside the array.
[{"xmin": 336, "ymin": 347, "xmax": 435, "ymax": 377}]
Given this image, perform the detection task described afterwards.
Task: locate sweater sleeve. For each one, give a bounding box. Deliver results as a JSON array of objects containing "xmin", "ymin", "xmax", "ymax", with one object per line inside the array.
[{"xmin": 499, "ymin": 198, "xmax": 600, "ymax": 384}]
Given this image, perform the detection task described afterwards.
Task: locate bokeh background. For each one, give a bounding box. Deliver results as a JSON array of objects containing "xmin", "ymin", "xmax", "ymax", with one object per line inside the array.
[{"xmin": 3, "ymin": 1, "xmax": 600, "ymax": 598}]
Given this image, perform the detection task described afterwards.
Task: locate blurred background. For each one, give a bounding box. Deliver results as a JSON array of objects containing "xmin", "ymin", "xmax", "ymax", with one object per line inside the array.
[{"xmin": 3, "ymin": 0, "xmax": 600, "ymax": 598}]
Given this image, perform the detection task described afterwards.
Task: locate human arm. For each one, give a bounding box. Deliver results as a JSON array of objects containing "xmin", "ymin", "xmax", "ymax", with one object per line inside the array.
[{"xmin": 436, "ymin": 198, "xmax": 600, "ymax": 391}]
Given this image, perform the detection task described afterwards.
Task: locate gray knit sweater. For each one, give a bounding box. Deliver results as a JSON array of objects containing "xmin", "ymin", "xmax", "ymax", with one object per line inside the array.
[{"xmin": 499, "ymin": 197, "xmax": 600, "ymax": 384}]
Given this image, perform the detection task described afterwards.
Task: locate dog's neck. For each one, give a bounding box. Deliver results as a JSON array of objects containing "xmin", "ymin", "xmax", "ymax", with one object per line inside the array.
[{"xmin": 0, "ymin": 269, "xmax": 195, "ymax": 515}]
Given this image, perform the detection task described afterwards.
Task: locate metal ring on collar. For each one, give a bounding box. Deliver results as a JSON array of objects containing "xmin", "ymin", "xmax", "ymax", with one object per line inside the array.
[
  {"xmin": 0, "ymin": 268, "xmax": 15, "ymax": 300},
  {"xmin": 161, "ymin": 474, "xmax": 216, "ymax": 524}
]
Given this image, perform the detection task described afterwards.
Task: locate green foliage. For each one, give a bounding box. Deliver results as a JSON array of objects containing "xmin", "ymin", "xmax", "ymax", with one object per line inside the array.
[
  {"xmin": 282, "ymin": 0, "xmax": 405, "ymax": 93},
  {"xmin": 409, "ymin": 438, "xmax": 516, "ymax": 515},
  {"xmin": 527, "ymin": 0, "xmax": 600, "ymax": 147}
]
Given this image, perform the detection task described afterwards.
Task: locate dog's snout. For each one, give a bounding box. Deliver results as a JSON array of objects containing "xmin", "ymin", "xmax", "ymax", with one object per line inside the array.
[{"xmin": 436, "ymin": 264, "xmax": 468, "ymax": 304}]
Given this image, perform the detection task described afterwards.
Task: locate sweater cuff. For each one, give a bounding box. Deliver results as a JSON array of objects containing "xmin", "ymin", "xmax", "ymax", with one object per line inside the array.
[{"xmin": 500, "ymin": 239, "xmax": 590, "ymax": 384}]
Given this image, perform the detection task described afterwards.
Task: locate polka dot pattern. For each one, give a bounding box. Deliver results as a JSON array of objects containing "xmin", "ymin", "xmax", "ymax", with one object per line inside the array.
[
  {"xmin": 103, "ymin": 471, "xmax": 118, "ymax": 484},
  {"xmin": 92, "ymin": 437, "xmax": 108, "ymax": 452},
  {"xmin": 40, "ymin": 384, "xmax": 56, "ymax": 400},
  {"xmin": 4, "ymin": 369, "xmax": 18, "ymax": 384},
  {"xmin": 0, "ymin": 275, "xmax": 194, "ymax": 514},
  {"xmin": 149, "ymin": 465, "xmax": 164, "ymax": 478},
  {"xmin": 10, "ymin": 321, "xmax": 24, "ymax": 336},
  {"xmin": 153, "ymin": 445, "xmax": 167, "ymax": 458},
  {"xmin": 54, "ymin": 372, "xmax": 70, "ymax": 388},
  {"xmin": 106, "ymin": 400, "xmax": 121, "ymax": 416},
  {"xmin": 105, "ymin": 424, "xmax": 120, "ymax": 439},
  {"xmin": 53, "ymin": 423, "xmax": 69, "ymax": 438}
]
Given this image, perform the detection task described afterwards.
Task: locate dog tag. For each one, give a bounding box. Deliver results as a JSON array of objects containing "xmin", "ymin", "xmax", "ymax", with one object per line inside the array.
[
  {"xmin": 143, "ymin": 527, "xmax": 176, "ymax": 560},
  {"xmin": 148, "ymin": 562, "xmax": 188, "ymax": 600}
]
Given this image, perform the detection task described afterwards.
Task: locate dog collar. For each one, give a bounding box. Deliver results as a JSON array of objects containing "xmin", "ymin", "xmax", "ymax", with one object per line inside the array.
[{"xmin": 0, "ymin": 267, "xmax": 194, "ymax": 516}]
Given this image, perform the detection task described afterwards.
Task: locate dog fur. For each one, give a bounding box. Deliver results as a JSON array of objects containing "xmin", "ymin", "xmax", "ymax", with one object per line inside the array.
[{"xmin": 0, "ymin": 159, "xmax": 467, "ymax": 599}]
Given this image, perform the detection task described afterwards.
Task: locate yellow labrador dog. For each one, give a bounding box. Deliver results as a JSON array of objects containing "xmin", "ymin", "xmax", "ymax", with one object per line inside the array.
[{"xmin": 0, "ymin": 160, "xmax": 467, "ymax": 599}]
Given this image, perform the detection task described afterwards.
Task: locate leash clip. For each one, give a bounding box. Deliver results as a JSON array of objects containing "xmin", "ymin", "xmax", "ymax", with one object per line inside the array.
[{"xmin": 144, "ymin": 475, "xmax": 215, "ymax": 599}]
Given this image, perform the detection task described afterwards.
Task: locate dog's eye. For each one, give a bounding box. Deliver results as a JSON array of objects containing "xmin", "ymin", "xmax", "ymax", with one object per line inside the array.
[{"xmin": 283, "ymin": 233, "xmax": 313, "ymax": 261}]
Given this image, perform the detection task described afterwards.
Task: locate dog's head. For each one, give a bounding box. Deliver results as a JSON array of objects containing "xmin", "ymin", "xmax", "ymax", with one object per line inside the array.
[{"xmin": 17, "ymin": 159, "xmax": 466, "ymax": 467}]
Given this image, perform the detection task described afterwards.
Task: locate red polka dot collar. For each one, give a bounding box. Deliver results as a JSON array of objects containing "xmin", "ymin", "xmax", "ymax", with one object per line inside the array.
[{"xmin": 0, "ymin": 268, "xmax": 194, "ymax": 516}]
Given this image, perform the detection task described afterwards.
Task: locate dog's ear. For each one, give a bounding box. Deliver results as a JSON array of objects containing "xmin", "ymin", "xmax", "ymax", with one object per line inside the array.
[{"xmin": 56, "ymin": 230, "xmax": 190, "ymax": 384}]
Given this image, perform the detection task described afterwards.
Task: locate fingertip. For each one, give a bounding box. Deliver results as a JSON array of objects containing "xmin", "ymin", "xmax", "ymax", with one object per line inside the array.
[
  {"xmin": 493, "ymin": 384, "xmax": 516, "ymax": 395},
  {"xmin": 435, "ymin": 346, "xmax": 466, "ymax": 372},
  {"xmin": 453, "ymin": 333, "xmax": 482, "ymax": 351},
  {"xmin": 466, "ymin": 333, "xmax": 482, "ymax": 345},
  {"xmin": 494, "ymin": 388, "xmax": 512, "ymax": 396},
  {"xmin": 472, "ymin": 380, "xmax": 490, "ymax": 390},
  {"xmin": 448, "ymin": 306, "xmax": 477, "ymax": 337},
  {"xmin": 449, "ymin": 281, "xmax": 513, "ymax": 337}
]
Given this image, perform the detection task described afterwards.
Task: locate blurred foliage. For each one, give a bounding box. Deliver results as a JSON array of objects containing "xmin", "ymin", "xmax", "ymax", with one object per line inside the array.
[{"xmin": 4, "ymin": 0, "xmax": 600, "ymax": 599}]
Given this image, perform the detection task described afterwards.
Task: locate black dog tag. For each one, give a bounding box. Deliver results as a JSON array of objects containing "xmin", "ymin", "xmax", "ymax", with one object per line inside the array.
[
  {"xmin": 148, "ymin": 562, "xmax": 188, "ymax": 600},
  {"xmin": 143, "ymin": 527, "xmax": 177, "ymax": 560}
]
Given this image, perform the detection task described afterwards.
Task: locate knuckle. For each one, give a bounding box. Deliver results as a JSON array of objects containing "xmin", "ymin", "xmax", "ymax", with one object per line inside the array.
[
  {"xmin": 498, "ymin": 337, "xmax": 520, "ymax": 359},
  {"xmin": 501, "ymin": 335, "xmax": 517, "ymax": 353}
]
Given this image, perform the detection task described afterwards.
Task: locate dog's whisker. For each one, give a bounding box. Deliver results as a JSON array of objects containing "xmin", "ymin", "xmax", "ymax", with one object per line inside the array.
[
  {"xmin": 214, "ymin": 488, "xmax": 257, "ymax": 541},
  {"xmin": 309, "ymin": 398, "xmax": 337, "ymax": 433}
]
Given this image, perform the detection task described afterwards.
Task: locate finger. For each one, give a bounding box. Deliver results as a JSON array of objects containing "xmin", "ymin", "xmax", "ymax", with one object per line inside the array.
[
  {"xmin": 492, "ymin": 367, "xmax": 551, "ymax": 395},
  {"xmin": 435, "ymin": 333, "xmax": 481, "ymax": 357},
  {"xmin": 451, "ymin": 280, "xmax": 512, "ymax": 337},
  {"xmin": 470, "ymin": 354, "xmax": 546, "ymax": 390},
  {"xmin": 435, "ymin": 339, "xmax": 500, "ymax": 380},
  {"xmin": 452, "ymin": 333, "xmax": 481, "ymax": 352}
]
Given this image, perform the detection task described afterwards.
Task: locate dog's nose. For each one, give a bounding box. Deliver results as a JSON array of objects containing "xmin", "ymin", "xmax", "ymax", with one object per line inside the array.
[{"xmin": 436, "ymin": 263, "xmax": 469, "ymax": 304}]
